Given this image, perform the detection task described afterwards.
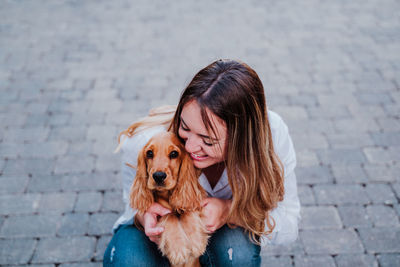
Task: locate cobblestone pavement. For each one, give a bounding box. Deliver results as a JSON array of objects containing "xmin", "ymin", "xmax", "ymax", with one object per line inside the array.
[{"xmin": 0, "ymin": 0, "xmax": 399, "ymax": 266}]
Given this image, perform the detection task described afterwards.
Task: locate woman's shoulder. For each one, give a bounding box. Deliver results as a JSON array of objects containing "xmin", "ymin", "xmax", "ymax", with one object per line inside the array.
[{"xmin": 267, "ymin": 110, "xmax": 289, "ymax": 140}]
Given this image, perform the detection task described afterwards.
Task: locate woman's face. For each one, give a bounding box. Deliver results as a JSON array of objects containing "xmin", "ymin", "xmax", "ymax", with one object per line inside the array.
[{"xmin": 178, "ymin": 100, "xmax": 227, "ymax": 169}]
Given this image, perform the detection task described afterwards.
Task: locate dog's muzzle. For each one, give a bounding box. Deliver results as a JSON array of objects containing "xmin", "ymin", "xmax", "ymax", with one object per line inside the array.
[{"xmin": 153, "ymin": 171, "xmax": 167, "ymax": 185}]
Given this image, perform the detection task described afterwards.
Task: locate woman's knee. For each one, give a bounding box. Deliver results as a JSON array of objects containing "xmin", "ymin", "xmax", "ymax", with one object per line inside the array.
[
  {"xmin": 103, "ymin": 224, "xmax": 169, "ymax": 267},
  {"xmin": 202, "ymin": 225, "xmax": 261, "ymax": 266}
]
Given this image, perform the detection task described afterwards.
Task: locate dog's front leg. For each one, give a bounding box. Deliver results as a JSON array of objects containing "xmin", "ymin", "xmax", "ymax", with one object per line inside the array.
[
  {"xmin": 158, "ymin": 214, "xmax": 192, "ymax": 266},
  {"xmin": 180, "ymin": 211, "xmax": 209, "ymax": 259}
]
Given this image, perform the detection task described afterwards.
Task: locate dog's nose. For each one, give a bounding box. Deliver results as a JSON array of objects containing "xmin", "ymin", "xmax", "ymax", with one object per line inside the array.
[{"xmin": 153, "ymin": 171, "xmax": 167, "ymax": 185}]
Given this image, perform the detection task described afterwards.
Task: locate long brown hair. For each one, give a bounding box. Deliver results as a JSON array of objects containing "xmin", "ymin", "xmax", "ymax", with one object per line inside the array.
[{"xmin": 169, "ymin": 59, "xmax": 284, "ymax": 244}]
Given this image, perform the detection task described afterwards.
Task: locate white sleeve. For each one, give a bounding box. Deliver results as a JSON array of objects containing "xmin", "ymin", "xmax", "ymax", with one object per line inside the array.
[
  {"xmin": 112, "ymin": 126, "xmax": 165, "ymax": 233},
  {"xmin": 261, "ymin": 112, "xmax": 301, "ymax": 246}
]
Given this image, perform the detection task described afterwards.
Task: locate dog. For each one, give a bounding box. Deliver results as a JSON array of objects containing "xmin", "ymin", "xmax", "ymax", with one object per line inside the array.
[{"xmin": 130, "ymin": 131, "xmax": 209, "ymax": 267}]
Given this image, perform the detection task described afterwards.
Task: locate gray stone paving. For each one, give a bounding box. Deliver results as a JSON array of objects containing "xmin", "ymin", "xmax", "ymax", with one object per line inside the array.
[{"xmin": 0, "ymin": 0, "xmax": 399, "ymax": 266}]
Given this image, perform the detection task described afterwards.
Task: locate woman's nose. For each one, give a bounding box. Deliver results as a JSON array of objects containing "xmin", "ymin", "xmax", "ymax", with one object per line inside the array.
[{"xmin": 184, "ymin": 135, "xmax": 201, "ymax": 153}]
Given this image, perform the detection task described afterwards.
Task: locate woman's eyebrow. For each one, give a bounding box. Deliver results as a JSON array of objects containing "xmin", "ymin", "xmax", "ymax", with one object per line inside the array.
[{"xmin": 180, "ymin": 117, "xmax": 219, "ymax": 141}]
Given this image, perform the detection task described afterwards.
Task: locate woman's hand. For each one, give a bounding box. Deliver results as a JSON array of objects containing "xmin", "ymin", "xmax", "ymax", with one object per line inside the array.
[
  {"xmin": 201, "ymin": 197, "xmax": 232, "ymax": 233},
  {"xmin": 135, "ymin": 203, "xmax": 171, "ymax": 244}
]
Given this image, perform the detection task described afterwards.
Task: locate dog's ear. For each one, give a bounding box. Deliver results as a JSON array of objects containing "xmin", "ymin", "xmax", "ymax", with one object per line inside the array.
[
  {"xmin": 170, "ymin": 152, "xmax": 205, "ymax": 213},
  {"xmin": 130, "ymin": 146, "xmax": 154, "ymax": 213}
]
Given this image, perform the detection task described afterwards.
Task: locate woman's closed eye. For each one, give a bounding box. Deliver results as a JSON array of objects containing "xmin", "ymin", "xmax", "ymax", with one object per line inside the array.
[{"xmin": 180, "ymin": 123, "xmax": 215, "ymax": 146}]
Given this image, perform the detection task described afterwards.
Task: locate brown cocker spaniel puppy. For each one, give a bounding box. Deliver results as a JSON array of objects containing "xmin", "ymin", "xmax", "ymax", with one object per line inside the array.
[{"xmin": 130, "ymin": 131, "xmax": 209, "ymax": 267}]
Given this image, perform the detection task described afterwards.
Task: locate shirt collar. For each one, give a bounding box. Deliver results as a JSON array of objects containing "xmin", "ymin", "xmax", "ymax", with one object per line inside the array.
[{"xmin": 198, "ymin": 168, "xmax": 229, "ymax": 196}]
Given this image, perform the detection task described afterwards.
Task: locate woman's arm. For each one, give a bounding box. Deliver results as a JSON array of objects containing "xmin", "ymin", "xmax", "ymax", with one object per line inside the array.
[{"xmin": 262, "ymin": 111, "xmax": 301, "ymax": 246}]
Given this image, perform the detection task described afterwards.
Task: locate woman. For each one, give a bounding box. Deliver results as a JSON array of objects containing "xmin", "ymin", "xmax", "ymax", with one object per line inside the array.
[{"xmin": 104, "ymin": 59, "xmax": 300, "ymax": 266}]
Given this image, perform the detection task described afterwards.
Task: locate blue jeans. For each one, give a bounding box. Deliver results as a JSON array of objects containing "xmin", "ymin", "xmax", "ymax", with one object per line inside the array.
[{"xmin": 103, "ymin": 224, "xmax": 261, "ymax": 267}]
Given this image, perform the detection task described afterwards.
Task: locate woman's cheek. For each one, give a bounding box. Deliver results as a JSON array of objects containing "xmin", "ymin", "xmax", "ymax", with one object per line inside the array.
[{"xmin": 178, "ymin": 128, "xmax": 186, "ymax": 140}]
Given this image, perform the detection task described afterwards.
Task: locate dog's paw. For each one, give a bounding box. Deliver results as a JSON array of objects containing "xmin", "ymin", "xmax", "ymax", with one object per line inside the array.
[{"xmin": 167, "ymin": 246, "xmax": 192, "ymax": 266}]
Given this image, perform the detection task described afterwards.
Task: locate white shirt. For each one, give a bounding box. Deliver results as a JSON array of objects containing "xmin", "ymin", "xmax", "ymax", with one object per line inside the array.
[{"xmin": 112, "ymin": 110, "xmax": 301, "ymax": 246}]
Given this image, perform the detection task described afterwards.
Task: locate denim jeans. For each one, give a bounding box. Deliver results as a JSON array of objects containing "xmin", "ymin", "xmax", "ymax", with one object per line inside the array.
[{"xmin": 103, "ymin": 224, "xmax": 261, "ymax": 267}]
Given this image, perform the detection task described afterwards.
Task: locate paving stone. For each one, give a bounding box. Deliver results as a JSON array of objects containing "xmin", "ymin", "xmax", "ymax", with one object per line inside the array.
[
  {"xmin": 335, "ymin": 254, "xmax": 378, "ymax": 267},
  {"xmin": 331, "ymin": 163, "xmax": 368, "ymax": 184},
  {"xmin": 87, "ymin": 125, "xmax": 118, "ymax": 142},
  {"xmin": 296, "ymin": 150, "xmax": 320, "ymax": 167},
  {"xmin": 0, "ymin": 238, "xmax": 37, "ymax": 265},
  {"xmin": 32, "ymin": 236, "xmax": 96, "ymax": 264},
  {"xmin": 88, "ymin": 212, "xmax": 120, "ymax": 236},
  {"xmin": 317, "ymin": 92, "xmax": 358, "ymax": 106},
  {"xmin": 338, "ymin": 206, "xmax": 372, "ymax": 228},
  {"xmin": 57, "ymin": 213, "xmax": 89, "ymax": 236},
  {"xmin": 291, "ymin": 134, "xmax": 328, "ymax": 151},
  {"xmin": 392, "ymin": 183, "xmax": 400, "ymax": 199},
  {"xmin": 364, "ymin": 147, "xmax": 400, "ymax": 164},
  {"xmin": 314, "ymin": 184, "xmax": 370, "ymax": 205},
  {"xmin": 301, "ymin": 229, "xmax": 364, "ymax": 255},
  {"xmin": 273, "ymin": 106, "xmax": 308, "ymax": 121},
  {"xmin": 294, "ymin": 255, "xmax": 336, "ymax": 267},
  {"xmin": 54, "ymin": 155, "xmax": 96, "ymax": 174},
  {"xmin": 95, "ymin": 155, "xmax": 120, "ymax": 172},
  {"xmin": 102, "ymin": 190, "xmax": 124, "ymax": 212},
  {"xmin": 48, "ymin": 126, "xmax": 88, "ymax": 142},
  {"xmin": 317, "ymin": 149, "xmax": 367, "ymax": 165},
  {"xmin": 0, "ymin": 193, "xmax": 41, "ymax": 215},
  {"xmin": 59, "ymin": 263, "xmax": 102, "ymax": 267},
  {"xmin": 261, "ymin": 256, "xmax": 293, "ymax": 267},
  {"xmin": 92, "ymin": 140, "xmax": 119, "ymax": 156},
  {"xmin": 370, "ymin": 132, "xmax": 400, "ymax": 147},
  {"xmin": 61, "ymin": 172, "xmax": 121, "ymax": 192},
  {"xmin": 27, "ymin": 174, "xmax": 64, "ymax": 193},
  {"xmin": 74, "ymin": 191, "xmax": 103, "ymax": 212},
  {"xmin": 365, "ymin": 183, "xmax": 398, "ymax": 204},
  {"xmin": 13, "ymin": 265, "xmax": 54, "ymax": 267},
  {"xmin": 0, "ymin": 143, "xmax": 23, "ymax": 159},
  {"xmin": 89, "ymin": 100, "xmax": 122, "ymax": 114},
  {"xmin": 38, "ymin": 192, "xmax": 76, "ymax": 214},
  {"xmin": 376, "ymin": 118, "xmax": 400, "ymax": 131},
  {"xmin": 358, "ymin": 227, "xmax": 400, "ymax": 253},
  {"xmin": 2, "ymin": 158, "xmax": 56, "ymax": 175},
  {"xmin": 69, "ymin": 112, "xmax": 105, "ymax": 126},
  {"xmin": 0, "ymin": 159, "xmax": 5, "ymax": 173},
  {"xmin": 307, "ymin": 106, "xmax": 351, "ymax": 119},
  {"xmin": 300, "ymin": 206, "xmax": 342, "ymax": 230},
  {"xmin": 3, "ymin": 126, "xmax": 50, "ymax": 143},
  {"xmin": 66, "ymin": 141, "xmax": 94, "ymax": 156},
  {"xmin": 297, "ymin": 185, "xmax": 316, "ymax": 206},
  {"xmin": 47, "ymin": 113, "xmax": 71, "ymax": 126},
  {"xmin": 262, "ymin": 239, "xmax": 304, "ymax": 256},
  {"xmin": 0, "ymin": 214, "xmax": 60, "ymax": 238},
  {"xmin": 94, "ymin": 235, "xmax": 112, "ymax": 261},
  {"xmin": 286, "ymin": 118, "xmax": 336, "ymax": 135},
  {"xmin": 364, "ymin": 164, "xmax": 397, "ymax": 182},
  {"xmin": 19, "ymin": 141, "xmax": 69, "ymax": 159},
  {"xmin": 334, "ymin": 118, "xmax": 380, "ymax": 133},
  {"xmin": 355, "ymin": 92, "xmax": 394, "ymax": 105},
  {"xmin": 326, "ymin": 133, "xmax": 375, "ymax": 149},
  {"xmin": 0, "ymin": 175, "xmax": 29, "ymax": 193},
  {"xmin": 296, "ymin": 165, "xmax": 334, "ymax": 185},
  {"xmin": 1, "ymin": 113, "xmax": 27, "ymax": 127},
  {"xmin": 377, "ymin": 254, "xmax": 400, "ymax": 267},
  {"xmin": 366, "ymin": 205, "xmax": 400, "ymax": 227}
]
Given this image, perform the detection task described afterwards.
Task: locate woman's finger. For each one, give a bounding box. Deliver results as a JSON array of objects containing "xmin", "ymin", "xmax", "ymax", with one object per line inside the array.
[
  {"xmin": 145, "ymin": 225, "xmax": 164, "ymax": 237},
  {"xmin": 148, "ymin": 203, "xmax": 171, "ymax": 216}
]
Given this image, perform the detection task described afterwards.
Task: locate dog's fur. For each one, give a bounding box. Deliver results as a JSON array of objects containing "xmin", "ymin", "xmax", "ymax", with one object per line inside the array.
[{"xmin": 130, "ymin": 131, "xmax": 209, "ymax": 267}]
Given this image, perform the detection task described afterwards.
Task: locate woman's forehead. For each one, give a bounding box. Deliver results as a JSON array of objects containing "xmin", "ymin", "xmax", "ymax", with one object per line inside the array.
[{"xmin": 181, "ymin": 100, "xmax": 227, "ymax": 138}]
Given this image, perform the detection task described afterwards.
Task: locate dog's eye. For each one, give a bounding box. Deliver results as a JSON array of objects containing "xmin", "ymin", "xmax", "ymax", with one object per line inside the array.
[
  {"xmin": 169, "ymin": 150, "xmax": 179, "ymax": 159},
  {"xmin": 146, "ymin": 150, "xmax": 154, "ymax": 159}
]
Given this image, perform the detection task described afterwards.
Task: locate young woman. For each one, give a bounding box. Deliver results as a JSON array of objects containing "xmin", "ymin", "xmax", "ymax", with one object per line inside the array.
[{"xmin": 104, "ymin": 59, "xmax": 300, "ymax": 266}]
